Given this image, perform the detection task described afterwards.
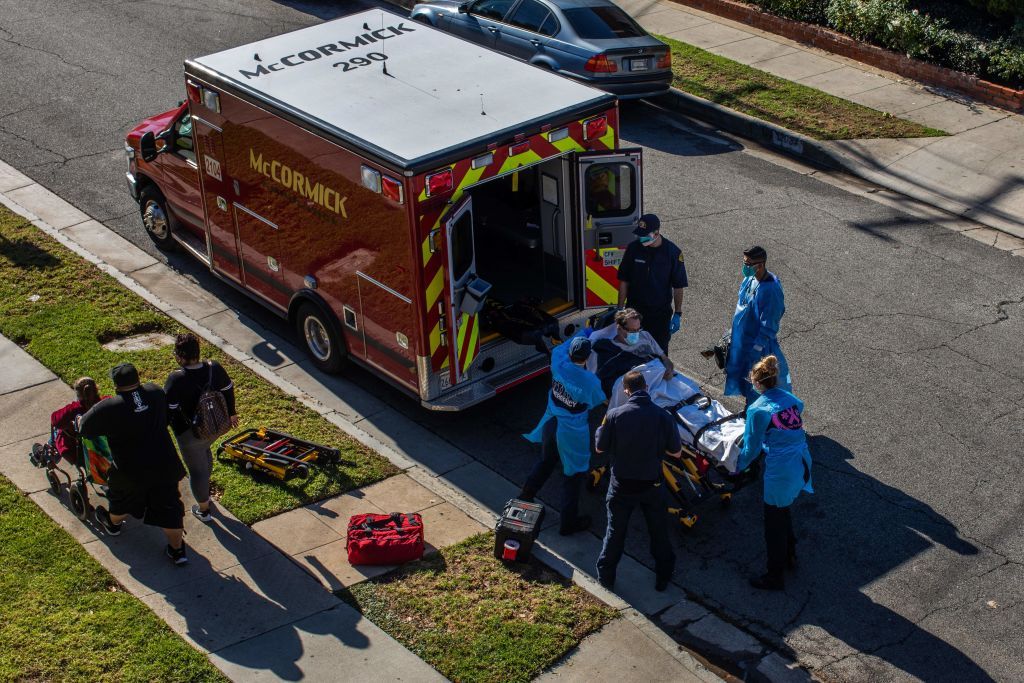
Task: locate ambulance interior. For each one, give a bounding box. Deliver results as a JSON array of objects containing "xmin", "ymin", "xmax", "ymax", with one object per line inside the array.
[{"xmin": 459, "ymin": 158, "xmax": 572, "ymax": 345}]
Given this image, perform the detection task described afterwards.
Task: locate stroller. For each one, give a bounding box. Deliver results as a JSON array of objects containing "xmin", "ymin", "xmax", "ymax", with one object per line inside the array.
[{"xmin": 29, "ymin": 426, "xmax": 113, "ymax": 521}]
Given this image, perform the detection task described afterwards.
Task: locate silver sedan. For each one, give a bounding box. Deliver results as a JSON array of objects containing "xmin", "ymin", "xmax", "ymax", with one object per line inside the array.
[{"xmin": 410, "ymin": 0, "xmax": 673, "ymax": 99}]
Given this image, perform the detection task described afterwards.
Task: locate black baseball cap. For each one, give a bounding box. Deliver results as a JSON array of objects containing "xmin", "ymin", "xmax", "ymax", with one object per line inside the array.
[
  {"xmin": 568, "ymin": 336, "xmax": 592, "ymax": 362},
  {"xmin": 110, "ymin": 362, "xmax": 140, "ymax": 390},
  {"xmin": 633, "ymin": 213, "xmax": 661, "ymax": 236}
]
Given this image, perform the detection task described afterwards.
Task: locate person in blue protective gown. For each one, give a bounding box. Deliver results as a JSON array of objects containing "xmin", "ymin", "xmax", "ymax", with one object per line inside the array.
[
  {"xmin": 736, "ymin": 355, "xmax": 813, "ymax": 591},
  {"xmin": 521, "ymin": 335, "xmax": 607, "ymax": 535},
  {"xmin": 724, "ymin": 245, "xmax": 791, "ymax": 408}
]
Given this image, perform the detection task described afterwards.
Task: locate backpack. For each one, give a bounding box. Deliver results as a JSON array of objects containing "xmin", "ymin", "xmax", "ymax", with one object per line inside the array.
[{"xmin": 192, "ymin": 361, "xmax": 231, "ymax": 441}]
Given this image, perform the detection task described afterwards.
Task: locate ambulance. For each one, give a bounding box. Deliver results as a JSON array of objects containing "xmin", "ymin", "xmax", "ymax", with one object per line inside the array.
[{"xmin": 125, "ymin": 8, "xmax": 644, "ymax": 410}]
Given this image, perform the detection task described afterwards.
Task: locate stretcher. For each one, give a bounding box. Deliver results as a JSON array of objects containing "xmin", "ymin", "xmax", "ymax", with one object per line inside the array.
[
  {"xmin": 585, "ymin": 320, "xmax": 755, "ymax": 528},
  {"xmin": 217, "ymin": 428, "xmax": 340, "ymax": 480},
  {"xmin": 29, "ymin": 427, "xmax": 112, "ymax": 521}
]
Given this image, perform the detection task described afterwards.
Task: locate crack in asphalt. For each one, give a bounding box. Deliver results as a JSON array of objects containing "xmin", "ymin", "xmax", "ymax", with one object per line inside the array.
[
  {"xmin": 0, "ymin": 25, "xmax": 122, "ymax": 79},
  {"xmin": 22, "ymin": 146, "xmax": 122, "ymax": 172}
]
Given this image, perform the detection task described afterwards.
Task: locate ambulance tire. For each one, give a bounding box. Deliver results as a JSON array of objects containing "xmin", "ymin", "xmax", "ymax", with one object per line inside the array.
[
  {"xmin": 296, "ymin": 302, "xmax": 347, "ymax": 374},
  {"xmin": 140, "ymin": 187, "xmax": 177, "ymax": 251}
]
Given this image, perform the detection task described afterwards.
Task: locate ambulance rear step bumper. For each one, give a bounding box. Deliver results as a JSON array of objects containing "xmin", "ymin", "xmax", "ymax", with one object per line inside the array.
[{"xmin": 421, "ymin": 354, "xmax": 551, "ymax": 411}]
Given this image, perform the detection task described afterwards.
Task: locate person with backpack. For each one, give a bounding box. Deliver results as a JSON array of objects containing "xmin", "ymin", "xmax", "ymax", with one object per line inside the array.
[{"xmin": 164, "ymin": 333, "xmax": 238, "ymax": 522}]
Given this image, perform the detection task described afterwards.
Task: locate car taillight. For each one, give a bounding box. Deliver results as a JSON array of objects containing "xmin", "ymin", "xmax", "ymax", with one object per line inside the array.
[
  {"xmin": 583, "ymin": 116, "xmax": 608, "ymax": 140},
  {"xmin": 426, "ymin": 168, "xmax": 454, "ymax": 197},
  {"xmin": 381, "ymin": 175, "xmax": 404, "ymax": 204},
  {"xmin": 656, "ymin": 52, "xmax": 672, "ymax": 69},
  {"xmin": 584, "ymin": 54, "xmax": 618, "ymax": 73}
]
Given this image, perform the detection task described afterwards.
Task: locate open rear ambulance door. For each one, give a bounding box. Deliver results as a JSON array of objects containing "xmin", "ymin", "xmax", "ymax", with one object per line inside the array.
[
  {"xmin": 438, "ymin": 195, "xmax": 481, "ymax": 389},
  {"xmin": 576, "ymin": 149, "xmax": 643, "ymax": 309}
]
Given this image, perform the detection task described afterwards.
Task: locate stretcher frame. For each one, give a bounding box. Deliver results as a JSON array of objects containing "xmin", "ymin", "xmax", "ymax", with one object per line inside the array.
[{"xmin": 217, "ymin": 427, "xmax": 340, "ymax": 480}]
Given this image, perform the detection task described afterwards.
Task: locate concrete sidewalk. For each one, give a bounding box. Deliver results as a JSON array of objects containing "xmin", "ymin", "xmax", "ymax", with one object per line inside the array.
[
  {"xmin": 617, "ymin": 0, "xmax": 1024, "ymax": 245},
  {"xmin": 0, "ymin": 169, "xmax": 727, "ymax": 680}
]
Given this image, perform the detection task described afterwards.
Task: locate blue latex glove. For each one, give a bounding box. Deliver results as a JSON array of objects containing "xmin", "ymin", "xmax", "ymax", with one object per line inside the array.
[{"xmin": 669, "ymin": 312, "xmax": 682, "ymax": 334}]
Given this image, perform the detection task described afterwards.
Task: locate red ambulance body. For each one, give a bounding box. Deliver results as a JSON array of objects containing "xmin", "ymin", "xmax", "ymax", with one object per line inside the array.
[{"xmin": 125, "ymin": 9, "xmax": 644, "ymax": 410}]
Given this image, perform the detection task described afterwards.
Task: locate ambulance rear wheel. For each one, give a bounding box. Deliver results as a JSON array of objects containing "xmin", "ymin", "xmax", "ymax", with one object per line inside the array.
[
  {"xmin": 140, "ymin": 187, "xmax": 177, "ymax": 251},
  {"xmin": 296, "ymin": 303, "xmax": 346, "ymax": 374}
]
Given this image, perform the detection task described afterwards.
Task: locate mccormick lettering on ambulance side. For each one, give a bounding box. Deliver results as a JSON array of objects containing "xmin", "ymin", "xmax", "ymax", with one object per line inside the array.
[
  {"xmin": 249, "ymin": 149, "xmax": 349, "ymax": 218},
  {"xmin": 239, "ymin": 24, "xmax": 416, "ymax": 79}
]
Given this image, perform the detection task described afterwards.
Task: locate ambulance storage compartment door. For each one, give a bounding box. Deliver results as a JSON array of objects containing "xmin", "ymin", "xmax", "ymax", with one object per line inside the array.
[
  {"xmin": 439, "ymin": 195, "xmax": 479, "ymax": 388},
  {"xmin": 193, "ymin": 114, "xmax": 240, "ymax": 281},
  {"xmin": 355, "ymin": 272, "xmax": 417, "ymax": 389},
  {"xmin": 576, "ymin": 149, "xmax": 643, "ymax": 309}
]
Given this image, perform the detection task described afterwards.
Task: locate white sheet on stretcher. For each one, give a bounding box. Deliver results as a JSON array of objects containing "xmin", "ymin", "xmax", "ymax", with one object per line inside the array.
[{"xmin": 606, "ymin": 359, "xmax": 746, "ymax": 473}]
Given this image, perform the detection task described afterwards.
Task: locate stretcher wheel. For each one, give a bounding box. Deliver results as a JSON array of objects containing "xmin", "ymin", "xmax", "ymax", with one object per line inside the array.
[
  {"xmin": 292, "ymin": 464, "xmax": 310, "ymax": 480},
  {"xmin": 46, "ymin": 470, "xmax": 61, "ymax": 496},
  {"xmin": 678, "ymin": 513, "xmax": 698, "ymax": 529},
  {"xmin": 70, "ymin": 483, "xmax": 89, "ymax": 521}
]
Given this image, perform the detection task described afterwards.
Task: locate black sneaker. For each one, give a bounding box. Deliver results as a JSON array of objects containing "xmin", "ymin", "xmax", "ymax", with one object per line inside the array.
[
  {"xmin": 655, "ymin": 575, "xmax": 671, "ymax": 592},
  {"xmin": 166, "ymin": 543, "xmax": 188, "ymax": 566},
  {"xmin": 516, "ymin": 490, "xmax": 536, "ymax": 503},
  {"xmin": 94, "ymin": 506, "xmax": 123, "ymax": 536}
]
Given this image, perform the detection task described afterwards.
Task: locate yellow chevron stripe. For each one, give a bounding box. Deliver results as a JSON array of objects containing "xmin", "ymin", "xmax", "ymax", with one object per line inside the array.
[
  {"xmin": 456, "ymin": 312, "xmax": 470, "ymax": 349},
  {"xmin": 553, "ymin": 136, "xmax": 585, "ymax": 153},
  {"xmin": 462, "ymin": 315, "xmax": 479, "ymax": 372},
  {"xmin": 599, "ymin": 123, "xmax": 616, "ymax": 149},
  {"xmin": 429, "ymin": 320, "xmax": 442, "ymax": 355},
  {"xmin": 422, "ymin": 235, "xmax": 433, "ymax": 267},
  {"xmin": 426, "ymin": 268, "xmax": 444, "ymax": 311},
  {"xmin": 586, "ymin": 264, "xmax": 619, "ymax": 305},
  {"xmin": 498, "ymin": 150, "xmax": 543, "ymax": 175}
]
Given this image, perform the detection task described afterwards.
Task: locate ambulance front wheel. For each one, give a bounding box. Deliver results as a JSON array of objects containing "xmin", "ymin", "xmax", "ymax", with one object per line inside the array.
[
  {"xmin": 139, "ymin": 187, "xmax": 176, "ymax": 251},
  {"xmin": 296, "ymin": 303, "xmax": 347, "ymax": 373}
]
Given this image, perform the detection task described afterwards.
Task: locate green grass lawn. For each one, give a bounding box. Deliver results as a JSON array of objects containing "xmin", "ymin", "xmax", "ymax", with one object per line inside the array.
[
  {"xmin": 346, "ymin": 534, "xmax": 617, "ymax": 683},
  {"xmin": 0, "ymin": 474, "xmax": 226, "ymax": 682},
  {"xmin": 659, "ymin": 34, "xmax": 947, "ymax": 140},
  {"xmin": 0, "ymin": 206, "xmax": 398, "ymax": 524}
]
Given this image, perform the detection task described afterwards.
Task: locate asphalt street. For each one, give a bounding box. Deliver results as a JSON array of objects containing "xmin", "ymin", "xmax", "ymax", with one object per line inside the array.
[{"xmin": 2, "ymin": 1, "xmax": 1023, "ymax": 680}]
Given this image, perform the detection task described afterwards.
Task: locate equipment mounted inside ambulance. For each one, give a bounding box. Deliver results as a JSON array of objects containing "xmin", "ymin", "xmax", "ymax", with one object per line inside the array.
[{"xmin": 125, "ymin": 8, "xmax": 644, "ymax": 410}]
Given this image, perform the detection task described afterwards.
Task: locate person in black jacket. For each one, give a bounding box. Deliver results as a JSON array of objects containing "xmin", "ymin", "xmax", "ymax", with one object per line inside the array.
[
  {"xmin": 594, "ymin": 370, "xmax": 682, "ymax": 591},
  {"xmin": 164, "ymin": 333, "xmax": 238, "ymax": 523},
  {"xmin": 80, "ymin": 363, "xmax": 189, "ymax": 565}
]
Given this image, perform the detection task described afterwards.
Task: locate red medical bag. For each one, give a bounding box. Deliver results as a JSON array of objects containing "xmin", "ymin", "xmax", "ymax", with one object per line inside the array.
[{"xmin": 346, "ymin": 512, "xmax": 425, "ymax": 565}]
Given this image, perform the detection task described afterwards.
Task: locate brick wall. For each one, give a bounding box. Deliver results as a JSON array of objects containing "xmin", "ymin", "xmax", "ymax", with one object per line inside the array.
[{"xmin": 667, "ymin": 0, "xmax": 1024, "ymax": 112}]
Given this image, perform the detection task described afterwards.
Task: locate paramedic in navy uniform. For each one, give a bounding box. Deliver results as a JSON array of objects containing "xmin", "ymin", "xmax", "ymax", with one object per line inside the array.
[
  {"xmin": 594, "ymin": 370, "xmax": 682, "ymax": 592},
  {"xmin": 616, "ymin": 214, "xmax": 688, "ymax": 353}
]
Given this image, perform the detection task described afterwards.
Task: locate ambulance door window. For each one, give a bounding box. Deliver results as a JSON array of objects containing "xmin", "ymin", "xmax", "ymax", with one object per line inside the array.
[
  {"xmin": 172, "ymin": 113, "xmax": 196, "ymax": 164},
  {"xmin": 585, "ymin": 163, "xmax": 635, "ymax": 218}
]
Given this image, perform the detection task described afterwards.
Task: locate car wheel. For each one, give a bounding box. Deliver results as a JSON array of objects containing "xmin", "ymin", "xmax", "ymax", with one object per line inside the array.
[
  {"xmin": 140, "ymin": 186, "xmax": 177, "ymax": 251},
  {"xmin": 295, "ymin": 302, "xmax": 347, "ymax": 374}
]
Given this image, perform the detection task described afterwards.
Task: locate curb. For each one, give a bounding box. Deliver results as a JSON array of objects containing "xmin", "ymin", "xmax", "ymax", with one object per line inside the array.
[
  {"xmin": 0, "ymin": 173, "xmax": 729, "ymax": 682},
  {"xmin": 654, "ymin": 88, "xmax": 1024, "ymax": 242}
]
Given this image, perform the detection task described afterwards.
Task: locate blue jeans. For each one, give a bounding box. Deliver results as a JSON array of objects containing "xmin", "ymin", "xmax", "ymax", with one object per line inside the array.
[
  {"xmin": 522, "ymin": 418, "xmax": 584, "ymax": 531},
  {"xmin": 597, "ymin": 481, "xmax": 675, "ymax": 586}
]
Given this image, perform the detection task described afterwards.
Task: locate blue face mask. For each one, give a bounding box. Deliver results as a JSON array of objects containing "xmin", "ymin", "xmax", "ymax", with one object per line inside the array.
[
  {"xmin": 639, "ymin": 235, "xmax": 654, "ymax": 245},
  {"xmin": 625, "ymin": 331, "xmax": 641, "ymax": 345},
  {"xmin": 742, "ymin": 264, "xmax": 756, "ymax": 277}
]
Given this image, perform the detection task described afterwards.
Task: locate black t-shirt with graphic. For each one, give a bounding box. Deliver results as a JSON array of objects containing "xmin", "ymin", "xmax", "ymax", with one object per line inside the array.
[{"xmin": 79, "ymin": 383, "xmax": 185, "ymax": 486}]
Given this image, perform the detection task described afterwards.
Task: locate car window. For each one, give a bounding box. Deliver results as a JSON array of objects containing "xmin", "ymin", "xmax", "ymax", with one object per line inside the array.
[
  {"xmin": 538, "ymin": 13, "xmax": 559, "ymax": 37},
  {"xmin": 173, "ymin": 112, "xmax": 195, "ymax": 163},
  {"xmin": 507, "ymin": 0, "xmax": 551, "ymax": 33},
  {"xmin": 471, "ymin": 0, "xmax": 516, "ymax": 21},
  {"xmin": 585, "ymin": 163, "xmax": 635, "ymax": 218},
  {"xmin": 563, "ymin": 6, "xmax": 646, "ymax": 39}
]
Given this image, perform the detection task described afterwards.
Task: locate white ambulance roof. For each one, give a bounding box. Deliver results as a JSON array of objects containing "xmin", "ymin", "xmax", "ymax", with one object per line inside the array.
[{"xmin": 187, "ymin": 9, "xmax": 615, "ymax": 172}]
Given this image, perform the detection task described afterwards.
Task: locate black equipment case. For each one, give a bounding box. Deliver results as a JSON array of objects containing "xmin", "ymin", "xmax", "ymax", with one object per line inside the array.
[{"xmin": 494, "ymin": 498, "xmax": 545, "ymax": 562}]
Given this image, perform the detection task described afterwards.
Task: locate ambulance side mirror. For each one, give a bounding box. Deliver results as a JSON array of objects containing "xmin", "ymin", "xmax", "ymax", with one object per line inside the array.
[
  {"xmin": 139, "ymin": 131, "xmax": 159, "ymax": 162},
  {"xmin": 458, "ymin": 2, "xmax": 470, "ymax": 12}
]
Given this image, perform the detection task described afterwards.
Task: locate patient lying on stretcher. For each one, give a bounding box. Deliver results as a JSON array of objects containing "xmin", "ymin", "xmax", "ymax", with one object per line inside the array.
[{"xmin": 586, "ymin": 308, "xmax": 675, "ymax": 395}]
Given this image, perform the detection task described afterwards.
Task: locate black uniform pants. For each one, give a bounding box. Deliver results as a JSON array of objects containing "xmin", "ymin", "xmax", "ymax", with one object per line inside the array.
[
  {"xmin": 522, "ymin": 418, "xmax": 584, "ymax": 532},
  {"xmin": 764, "ymin": 503, "xmax": 797, "ymax": 580},
  {"xmin": 597, "ymin": 483, "xmax": 675, "ymax": 586},
  {"xmin": 632, "ymin": 304, "xmax": 673, "ymax": 353}
]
